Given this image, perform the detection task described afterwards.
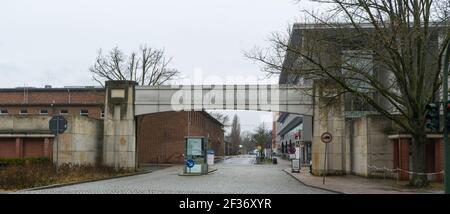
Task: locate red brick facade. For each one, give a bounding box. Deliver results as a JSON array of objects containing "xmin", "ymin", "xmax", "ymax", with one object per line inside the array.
[
  {"xmin": 392, "ymin": 136, "xmax": 444, "ymax": 182},
  {"xmin": 137, "ymin": 111, "xmax": 224, "ymax": 164},
  {"xmin": 0, "ymin": 87, "xmax": 105, "ymax": 119},
  {"xmin": 0, "ymin": 137, "xmax": 53, "ymax": 158}
]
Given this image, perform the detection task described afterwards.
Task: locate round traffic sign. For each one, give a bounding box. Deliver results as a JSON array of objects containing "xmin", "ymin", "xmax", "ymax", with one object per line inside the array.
[
  {"xmin": 321, "ymin": 132, "xmax": 333, "ymax": 143},
  {"xmin": 49, "ymin": 115, "xmax": 68, "ymax": 135},
  {"xmin": 185, "ymin": 159, "xmax": 195, "ymax": 168}
]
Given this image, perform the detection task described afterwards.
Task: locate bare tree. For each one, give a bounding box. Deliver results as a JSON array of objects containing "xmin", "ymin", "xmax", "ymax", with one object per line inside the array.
[
  {"xmin": 229, "ymin": 114, "xmax": 241, "ymax": 155},
  {"xmin": 247, "ymin": 0, "xmax": 450, "ymax": 186},
  {"xmin": 241, "ymin": 131, "xmax": 255, "ymax": 154},
  {"xmin": 252, "ymin": 123, "xmax": 272, "ymax": 159},
  {"xmin": 208, "ymin": 112, "xmax": 230, "ymax": 126},
  {"xmin": 89, "ymin": 45, "xmax": 179, "ymax": 86}
]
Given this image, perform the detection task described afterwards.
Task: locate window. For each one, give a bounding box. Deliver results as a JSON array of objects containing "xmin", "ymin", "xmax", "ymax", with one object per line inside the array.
[
  {"xmin": 100, "ymin": 110, "xmax": 105, "ymax": 119},
  {"xmin": 342, "ymin": 50, "xmax": 375, "ymax": 113},
  {"xmin": 60, "ymin": 110, "xmax": 68, "ymax": 115},
  {"xmin": 19, "ymin": 109, "xmax": 28, "ymax": 115},
  {"xmin": 40, "ymin": 109, "xmax": 48, "ymax": 115},
  {"xmin": 0, "ymin": 109, "xmax": 7, "ymax": 115},
  {"xmin": 341, "ymin": 50, "xmax": 374, "ymax": 92},
  {"xmin": 80, "ymin": 109, "xmax": 89, "ymax": 117}
]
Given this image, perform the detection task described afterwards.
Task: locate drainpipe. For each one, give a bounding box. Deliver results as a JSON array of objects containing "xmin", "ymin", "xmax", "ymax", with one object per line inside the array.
[{"xmin": 67, "ymin": 88, "xmax": 71, "ymax": 104}]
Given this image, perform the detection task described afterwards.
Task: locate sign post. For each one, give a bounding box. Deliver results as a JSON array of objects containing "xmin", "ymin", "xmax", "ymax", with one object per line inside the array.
[
  {"xmin": 321, "ymin": 132, "xmax": 333, "ymax": 184},
  {"xmin": 49, "ymin": 115, "xmax": 67, "ymax": 173},
  {"xmin": 186, "ymin": 159, "xmax": 195, "ymax": 174},
  {"xmin": 443, "ymin": 41, "xmax": 450, "ymax": 194}
]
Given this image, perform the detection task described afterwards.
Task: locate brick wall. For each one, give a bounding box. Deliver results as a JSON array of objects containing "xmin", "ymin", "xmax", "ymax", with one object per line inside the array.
[
  {"xmin": 435, "ymin": 139, "xmax": 444, "ymax": 182},
  {"xmin": 0, "ymin": 137, "xmax": 53, "ymax": 158},
  {"xmin": 395, "ymin": 138, "xmax": 410, "ymax": 180},
  {"xmin": 0, "ymin": 138, "xmax": 16, "ymax": 157},
  {"xmin": 0, "ymin": 88, "xmax": 105, "ymax": 119},
  {"xmin": 0, "ymin": 89, "xmax": 104, "ymax": 104},
  {"xmin": 137, "ymin": 111, "xmax": 224, "ymax": 164}
]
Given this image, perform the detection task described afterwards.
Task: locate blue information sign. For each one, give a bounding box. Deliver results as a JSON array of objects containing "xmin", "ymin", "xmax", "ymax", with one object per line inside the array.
[{"xmin": 186, "ymin": 159, "xmax": 195, "ymax": 168}]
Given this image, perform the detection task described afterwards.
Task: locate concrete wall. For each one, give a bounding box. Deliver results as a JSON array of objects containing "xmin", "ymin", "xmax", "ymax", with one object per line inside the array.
[
  {"xmin": 366, "ymin": 115, "xmax": 393, "ymax": 176},
  {"xmin": 0, "ymin": 115, "xmax": 52, "ymax": 131},
  {"xmin": 0, "ymin": 115, "xmax": 103, "ymax": 165},
  {"xmin": 344, "ymin": 115, "xmax": 393, "ymax": 177},
  {"xmin": 103, "ymin": 81, "xmax": 136, "ymax": 170},
  {"xmin": 346, "ymin": 118, "xmax": 368, "ymax": 176},
  {"xmin": 311, "ymin": 82, "xmax": 393, "ymax": 177},
  {"xmin": 311, "ymin": 82, "xmax": 346, "ymax": 176},
  {"xmin": 56, "ymin": 116, "xmax": 103, "ymax": 166}
]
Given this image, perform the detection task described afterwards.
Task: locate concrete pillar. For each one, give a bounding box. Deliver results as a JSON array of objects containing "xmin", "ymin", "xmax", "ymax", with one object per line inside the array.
[
  {"xmin": 15, "ymin": 138, "xmax": 23, "ymax": 157},
  {"xmin": 103, "ymin": 80, "xmax": 137, "ymax": 170},
  {"xmin": 311, "ymin": 81, "xmax": 346, "ymax": 175}
]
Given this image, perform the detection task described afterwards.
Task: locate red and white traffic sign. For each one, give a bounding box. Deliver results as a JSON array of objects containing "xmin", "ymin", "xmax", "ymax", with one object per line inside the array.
[{"xmin": 321, "ymin": 132, "xmax": 333, "ymax": 143}]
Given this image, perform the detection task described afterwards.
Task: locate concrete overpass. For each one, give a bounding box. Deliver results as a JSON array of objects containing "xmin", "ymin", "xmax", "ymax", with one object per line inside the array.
[
  {"xmin": 103, "ymin": 81, "xmax": 314, "ymax": 169},
  {"xmin": 134, "ymin": 84, "xmax": 313, "ymax": 116}
]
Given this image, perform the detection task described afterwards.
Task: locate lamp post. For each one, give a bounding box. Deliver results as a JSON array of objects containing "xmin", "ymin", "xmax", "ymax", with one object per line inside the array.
[{"xmin": 443, "ymin": 41, "xmax": 450, "ymax": 194}]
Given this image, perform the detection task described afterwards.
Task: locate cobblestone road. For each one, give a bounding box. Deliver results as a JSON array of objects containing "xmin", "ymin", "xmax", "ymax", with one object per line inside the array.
[{"xmin": 19, "ymin": 156, "xmax": 332, "ymax": 194}]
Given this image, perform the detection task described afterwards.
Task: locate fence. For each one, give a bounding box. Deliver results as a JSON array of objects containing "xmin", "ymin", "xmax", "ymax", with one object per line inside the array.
[{"xmin": 368, "ymin": 165, "xmax": 444, "ymax": 184}]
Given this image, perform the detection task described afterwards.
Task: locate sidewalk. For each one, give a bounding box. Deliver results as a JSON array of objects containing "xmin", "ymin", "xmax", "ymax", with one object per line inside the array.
[{"xmin": 279, "ymin": 159, "xmax": 444, "ymax": 194}]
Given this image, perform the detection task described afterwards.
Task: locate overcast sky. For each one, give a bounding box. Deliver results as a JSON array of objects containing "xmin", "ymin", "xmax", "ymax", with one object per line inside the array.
[{"xmin": 0, "ymin": 0, "xmax": 313, "ymax": 133}]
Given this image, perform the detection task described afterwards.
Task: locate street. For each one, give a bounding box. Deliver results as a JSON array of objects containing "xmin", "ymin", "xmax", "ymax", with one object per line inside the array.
[
  {"xmin": 19, "ymin": 155, "xmax": 332, "ymax": 194},
  {"xmin": 221, "ymin": 155, "xmax": 256, "ymax": 165}
]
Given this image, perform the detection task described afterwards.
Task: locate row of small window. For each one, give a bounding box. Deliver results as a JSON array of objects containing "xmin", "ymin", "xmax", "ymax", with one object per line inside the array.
[{"xmin": 0, "ymin": 109, "xmax": 105, "ymax": 118}]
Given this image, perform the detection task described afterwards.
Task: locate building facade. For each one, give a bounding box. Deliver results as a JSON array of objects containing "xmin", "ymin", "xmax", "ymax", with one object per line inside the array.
[
  {"xmin": 136, "ymin": 111, "xmax": 224, "ymax": 164},
  {"xmin": 0, "ymin": 86, "xmax": 105, "ymax": 119},
  {"xmin": 279, "ymin": 23, "xmax": 444, "ymax": 181},
  {"xmin": 0, "ymin": 87, "xmax": 104, "ymax": 161},
  {"xmin": 0, "ymin": 85, "xmax": 225, "ymax": 168},
  {"xmin": 276, "ymin": 113, "xmax": 313, "ymax": 165}
]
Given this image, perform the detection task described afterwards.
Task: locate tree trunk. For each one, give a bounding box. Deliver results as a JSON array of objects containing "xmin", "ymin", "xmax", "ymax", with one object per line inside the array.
[{"xmin": 410, "ymin": 131, "xmax": 428, "ymax": 187}]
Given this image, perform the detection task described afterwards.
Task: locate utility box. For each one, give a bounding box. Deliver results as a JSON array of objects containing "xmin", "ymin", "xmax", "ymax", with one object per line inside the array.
[
  {"xmin": 184, "ymin": 136, "xmax": 208, "ymax": 175},
  {"xmin": 292, "ymin": 159, "xmax": 300, "ymax": 173},
  {"xmin": 207, "ymin": 149, "xmax": 215, "ymax": 165}
]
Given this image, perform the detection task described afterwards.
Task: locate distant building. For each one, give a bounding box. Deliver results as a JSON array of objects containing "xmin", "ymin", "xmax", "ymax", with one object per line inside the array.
[
  {"xmin": 277, "ymin": 42, "xmax": 313, "ymax": 164},
  {"xmin": 276, "ymin": 113, "xmax": 312, "ymax": 165},
  {"xmin": 271, "ymin": 113, "xmax": 279, "ymax": 153}
]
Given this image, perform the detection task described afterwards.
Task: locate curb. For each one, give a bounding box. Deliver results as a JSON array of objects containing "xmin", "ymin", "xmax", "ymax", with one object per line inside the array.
[
  {"xmin": 213, "ymin": 157, "xmax": 232, "ymax": 164},
  {"xmin": 178, "ymin": 168, "xmax": 218, "ymax": 176},
  {"xmin": 282, "ymin": 168, "xmax": 443, "ymax": 194},
  {"xmin": 18, "ymin": 170, "xmax": 152, "ymax": 192},
  {"xmin": 282, "ymin": 168, "xmax": 344, "ymax": 194},
  {"xmin": 139, "ymin": 163, "xmax": 175, "ymax": 167}
]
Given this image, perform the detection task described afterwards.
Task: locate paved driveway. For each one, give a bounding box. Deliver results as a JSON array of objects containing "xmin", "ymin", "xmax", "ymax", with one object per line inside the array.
[{"xmin": 19, "ymin": 156, "xmax": 332, "ymax": 194}]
